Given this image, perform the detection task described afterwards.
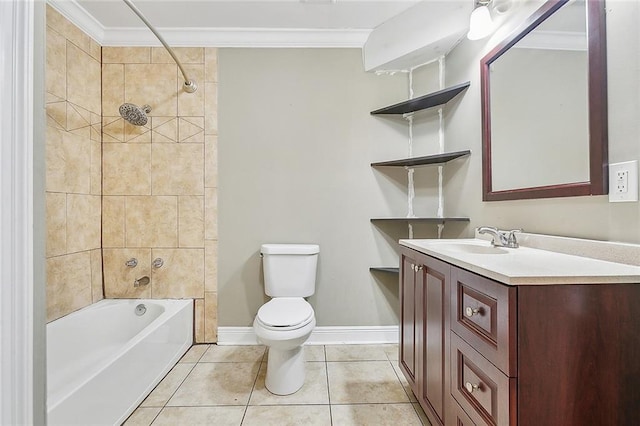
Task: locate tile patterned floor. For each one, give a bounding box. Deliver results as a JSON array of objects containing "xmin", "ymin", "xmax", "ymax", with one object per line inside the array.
[{"xmin": 123, "ymin": 344, "xmax": 430, "ymax": 426}]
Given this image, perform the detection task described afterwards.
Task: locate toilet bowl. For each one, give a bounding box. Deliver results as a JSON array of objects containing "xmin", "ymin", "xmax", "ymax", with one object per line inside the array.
[
  {"xmin": 253, "ymin": 297, "xmax": 316, "ymax": 395},
  {"xmin": 253, "ymin": 244, "xmax": 319, "ymax": 395}
]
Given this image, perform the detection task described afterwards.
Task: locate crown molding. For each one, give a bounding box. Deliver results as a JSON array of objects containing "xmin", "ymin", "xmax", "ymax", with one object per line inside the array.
[
  {"xmin": 47, "ymin": 0, "xmax": 106, "ymax": 43},
  {"xmin": 47, "ymin": 0, "xmax": 370, "ymax": 48},
  {"xmin": 101, "ymin": 27, "xmax": 371, "ymax": 48}
]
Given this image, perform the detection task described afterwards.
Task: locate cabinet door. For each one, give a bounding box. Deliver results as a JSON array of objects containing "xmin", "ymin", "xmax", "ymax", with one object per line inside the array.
[
  {"xmin": 419, "ymin": 255, "xmax": 451, "ymax": 425},
  {"xmin": 399, "ymin": 253, "xmax": 419, "ymax": 393}
]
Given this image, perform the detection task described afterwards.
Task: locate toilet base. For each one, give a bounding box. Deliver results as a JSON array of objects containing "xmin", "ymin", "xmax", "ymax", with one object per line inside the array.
[{"xmin": 265, "ymin": 346, "xmax": 305, "ymax": 395}]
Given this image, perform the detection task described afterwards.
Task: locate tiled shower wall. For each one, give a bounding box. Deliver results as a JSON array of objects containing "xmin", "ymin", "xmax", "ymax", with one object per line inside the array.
[
  {"xmin": 45, "ymin": 6, "xmax": 103, "ymax": 322},
  {"xmin": 100, "ymin": 47, "xmax": 218, "ymax": 343},
  {"xmin": 44, "ymin": 7, "xmax": 218, "ymax": 343}
]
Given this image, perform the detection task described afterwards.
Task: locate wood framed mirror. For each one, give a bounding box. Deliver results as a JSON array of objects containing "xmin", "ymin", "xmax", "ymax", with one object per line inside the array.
[{"xmin": 481, "ymin": 0, "xmax": 608, "ymax": 201}]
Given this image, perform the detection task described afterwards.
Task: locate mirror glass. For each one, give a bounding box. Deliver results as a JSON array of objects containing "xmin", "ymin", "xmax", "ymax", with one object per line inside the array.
[{"xmin": 481, "ymin": 0, "xmax": 608, "ymax": 201}]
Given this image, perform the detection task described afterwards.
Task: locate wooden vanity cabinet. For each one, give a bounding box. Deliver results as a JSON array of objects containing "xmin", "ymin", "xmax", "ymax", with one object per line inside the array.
[
  {"xmin": 400, "ymin": 246, "xmax": 640, "ymax": 426},
  {"xmin": 400, "ymin": 247, "xmax": 451, "ymax": 426}
]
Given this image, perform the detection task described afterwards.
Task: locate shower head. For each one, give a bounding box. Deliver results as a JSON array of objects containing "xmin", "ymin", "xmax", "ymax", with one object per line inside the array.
[{"xmin": 119, "ymin": 103, "xmax": 151, "ymax": 126}]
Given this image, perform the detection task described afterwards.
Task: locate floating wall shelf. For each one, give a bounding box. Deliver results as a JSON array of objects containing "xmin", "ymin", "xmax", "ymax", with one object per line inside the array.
[
  {"xmin": 370, "ymin": 217, "xmax": 470, "ymax": 223},
  {"xmin": 370, "ymin": 267, "xmax": 400, "ymax": 274},
  {"xmin": 370, "ymin": 81, "xmax": 471, "ymax": 115},
  {"xmin": 371, "ymin": 150, "xmax": 471, "ymax": 168}
]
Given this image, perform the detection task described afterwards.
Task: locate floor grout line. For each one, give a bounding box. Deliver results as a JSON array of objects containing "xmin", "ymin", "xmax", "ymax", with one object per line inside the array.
[{"xmin": 127, "ymin": 344, "xmax": 416, "ymax": 425}]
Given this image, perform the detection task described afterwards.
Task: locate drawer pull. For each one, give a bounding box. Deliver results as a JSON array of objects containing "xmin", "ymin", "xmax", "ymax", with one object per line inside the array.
[
  {"xmin": 464, "ymin": 381, "xmax": 479, "ymax": 393},
  {"xmin": 465, "ymin": 306, "xmax": 481, "ymax": 317}
]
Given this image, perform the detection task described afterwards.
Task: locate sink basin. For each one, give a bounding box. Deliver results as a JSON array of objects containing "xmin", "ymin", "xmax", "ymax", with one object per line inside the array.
[{"xmin": 434, "ymin": 242, "xmax": 508, "ymax": 255}]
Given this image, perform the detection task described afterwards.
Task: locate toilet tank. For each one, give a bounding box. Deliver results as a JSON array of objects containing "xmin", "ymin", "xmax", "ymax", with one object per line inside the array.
[{"xmin": 261, "ymin": 244, "xmax": 319, "ymax": 297}]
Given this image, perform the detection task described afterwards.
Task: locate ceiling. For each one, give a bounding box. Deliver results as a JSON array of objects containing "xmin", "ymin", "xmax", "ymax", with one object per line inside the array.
[
  {"xmin": 75, "ymin": 0, "xmax": 422, "ymax": 30},
  {"xmin": 52, "ymin": 0, "xmax": 473, "ymax": 69}
]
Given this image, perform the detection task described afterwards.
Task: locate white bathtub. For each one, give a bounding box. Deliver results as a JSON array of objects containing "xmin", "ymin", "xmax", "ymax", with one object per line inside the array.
[{"xmin": 47, "ymin": 299, "xmax": 193, "ymax": 426}]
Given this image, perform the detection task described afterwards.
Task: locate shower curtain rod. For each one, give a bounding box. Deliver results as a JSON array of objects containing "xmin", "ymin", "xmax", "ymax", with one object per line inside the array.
[{"xmin": 122, "ymin": 0, "xmax": 198, "ymax": 93}]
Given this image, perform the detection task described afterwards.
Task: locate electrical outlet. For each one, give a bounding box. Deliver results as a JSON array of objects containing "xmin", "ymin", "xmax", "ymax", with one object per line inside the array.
[{"xmin": 609, "ymin": 160, "xmax": 638, "ymax": 202}]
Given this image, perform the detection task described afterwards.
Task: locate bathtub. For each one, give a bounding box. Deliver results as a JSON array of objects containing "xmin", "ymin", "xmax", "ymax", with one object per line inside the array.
[{"xmin": 47, "ymin": 299, "xmax": 193, "ymax": 426}]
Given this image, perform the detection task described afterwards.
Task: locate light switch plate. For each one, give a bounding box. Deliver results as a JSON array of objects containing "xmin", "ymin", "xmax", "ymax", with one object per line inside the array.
[{"xmin": 609, "ymin": 160, "xmax": 638, "ymax": 202}]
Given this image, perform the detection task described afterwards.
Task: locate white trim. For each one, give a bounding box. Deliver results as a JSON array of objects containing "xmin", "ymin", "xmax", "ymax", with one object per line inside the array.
[
  {"xmin": 217, "ymin": 326, "xmax": 399, "ymax": 346},
  {"xmin": 0, "ymin": 0, "xmax": 36, "ymax": 424},
  {"xmin": 47, "ymin": 0, "xmax": 370, "ymax": 48}
]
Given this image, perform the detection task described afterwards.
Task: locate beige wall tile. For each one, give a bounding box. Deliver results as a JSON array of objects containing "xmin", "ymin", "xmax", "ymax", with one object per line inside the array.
[
  {"xmin": 102, "ymin": 143, "xmax": 151, "ymax": 195},
  {"xmin": 151, "ymin": 248, "xmax": 204, "ymax": 298},
  {"xmin": 204, "ymin": 240, "xmax": 217, "ymax": 293},
  {"xmin": 102, "ymin": 64, "xmax": 125, "ymax": 117},
  {"xmin": 204, "ymin": 187, "xmax": 218, "ymax": 240},
  {"xmin": 103, "ymin": 47, "xmax": 150, "ymax": 64},
  {"xmin": 178, "ymin": 117, "xmax": 204, "ymax": 143},
  {"xmin": 102, "ymin": 116, "xmax": 124, "ymax": 142},
  {"xmin": 90, "ymin": 249, "xmax": 104, "ymax": 302},
  {"xmin": 204, "ymin": 135, "xmax": 217, "ymax": 188},
  {"xmin": 46, "ymin": 5, "xmax": 91, "ymax": 55},
  {"xmin": 89, "ymin": 38, "xmax": 101, "ymax": 62},
  {"xmin": 151, "ymin": 117, "xmax": 178, "ymax": 143},
  {"xmin": 152, "ymin": 47, "xmax": 203, "ymax": 64},
  {"xmin": 204, "ymin": 82, "xmax": 218, "ymax": 135},
  {"xmin": 46, "ymin": 192, "xmax": 67, "ymax": 257},
  {"xmin": 195, "ymin": 299, "xmax": 205, "ymax": 343},
  {"xmin": 103, "ymin": 248, "xmax": 152, "ymax": 298},
  {"xmin": 102, "ymin": 196, "xmax": 125, "ymax": 248},
  {"xmin": 125, "ymin": 64, "xmax": 177, "ymax": 116},
  {"xmin": 46, "ymin": 251, "xmax": 93, "ymax": 322},
  {"xmin": 46, "ymin": 101, "xmax": 66, "ymax": 129},
  {"xmin": 179, "ymin": 196, "xmax": 204, "ymax": 247},
  {"xmin": 46, "ymin": 5, "xmax": 66, "ymax": 36},
  {"xmin": 151, "ymin": 144, "xmax": 204, "ymax": 195},
  {"xmin": 46, "ymin": 28, "xmax": 66, "ymax": 102},
  {"xmin": 204, "ymin": 48, "xmax": 218, "ymax": 82},
  {"xmin": 204, "ymin": 291, "xmax": 217, "ymax": 343},
  {"xmin": 124, "ymin": 120, "xmax": 152, "ymax": 143},
  {"xmin": 177, "ymin": 65, "xmax": 205, "ymax": 117},
  {"xmin": 125, "ymin": 196, "xmax": 178, "ymax": 247},
  {"xmin": 66, "ymin": 194, "xmax": 101, "ymax": 253},
  {"xmin": 90, "ymin": 141, "xmax": 101, "ymax": 195},
  {"xmin": 46, "ymin": 126, "xmax": 91, "ymax": 194},
  {"xmin": 67, "ymin": 42, "xmax": 101, "ymax": 114}
]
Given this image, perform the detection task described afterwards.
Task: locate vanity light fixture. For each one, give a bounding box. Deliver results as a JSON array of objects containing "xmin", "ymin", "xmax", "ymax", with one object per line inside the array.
[{"xmin": 467, "ymin": 0, "xmax": 494, "ymax": 40}]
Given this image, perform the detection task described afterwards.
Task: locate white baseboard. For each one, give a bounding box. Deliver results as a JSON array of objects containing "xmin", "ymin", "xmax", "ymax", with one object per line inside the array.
[{"xmin": 217, "ymin": 326, "xmax": 399, "ymax": 346}]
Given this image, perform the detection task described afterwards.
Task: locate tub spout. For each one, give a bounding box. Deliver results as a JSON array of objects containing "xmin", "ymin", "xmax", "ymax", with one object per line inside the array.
[{"xmin": 134, "ymin": 276, "xmax": 150, "ymax": 287}]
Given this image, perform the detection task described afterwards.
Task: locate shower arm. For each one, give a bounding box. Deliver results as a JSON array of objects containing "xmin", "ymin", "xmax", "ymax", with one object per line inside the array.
[{"xmin": 122, "ymin": 0, "xmax": 197, "ymax": 93}]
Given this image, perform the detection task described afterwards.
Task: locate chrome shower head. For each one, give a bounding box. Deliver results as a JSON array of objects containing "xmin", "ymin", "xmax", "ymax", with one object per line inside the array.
[{"xmin": 119, "ymin": 103, "xmax": 151, "ymax": 126}]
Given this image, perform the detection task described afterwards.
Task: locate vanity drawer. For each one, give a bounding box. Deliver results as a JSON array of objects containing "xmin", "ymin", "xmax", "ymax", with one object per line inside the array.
[
  {"xmin": 448, "ymin": 398, "xmax": 477, "ymax": 426},
  {"xmin": 450, "ymin": 267, "xmax": 516, "ymax": 376},
  {"xmin": 451, "ymin": 332, "xmax": 515, "ymax": 426}
]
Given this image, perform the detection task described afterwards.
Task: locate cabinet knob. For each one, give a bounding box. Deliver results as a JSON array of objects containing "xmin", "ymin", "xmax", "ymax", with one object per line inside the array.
[
  {"xmin": 412, "ymin": 264, "xmax": 423, "ymax": 272},
  {"xmin": 465, "ymin": 307, "xmax": 480, "ymax": 317},
  {"xmin": 464, "ymin": 382, "xmax": 479, "ymax": 393}
]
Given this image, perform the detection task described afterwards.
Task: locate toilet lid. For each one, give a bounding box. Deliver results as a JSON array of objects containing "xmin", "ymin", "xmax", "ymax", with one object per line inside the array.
[{"xmin": 257, "ymin": 298, "xmax": 314, "ymax": 327}]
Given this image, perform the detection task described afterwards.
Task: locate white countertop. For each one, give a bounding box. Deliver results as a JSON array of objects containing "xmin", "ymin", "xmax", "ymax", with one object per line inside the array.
[{"xmin": 399, "ymin": 238, "xmax": 640, "ymax": 285}]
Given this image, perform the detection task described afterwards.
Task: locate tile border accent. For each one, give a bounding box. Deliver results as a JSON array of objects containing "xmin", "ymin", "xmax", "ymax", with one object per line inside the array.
[{"xmin": 217, "ymin": 326, "xmax": 399, "ymax": 346}]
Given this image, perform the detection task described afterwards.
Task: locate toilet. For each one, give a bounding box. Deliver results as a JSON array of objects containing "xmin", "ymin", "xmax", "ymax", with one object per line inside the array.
[{"xmin": 253, "ymin": 243, "xmax": 319, "ymax": 395}]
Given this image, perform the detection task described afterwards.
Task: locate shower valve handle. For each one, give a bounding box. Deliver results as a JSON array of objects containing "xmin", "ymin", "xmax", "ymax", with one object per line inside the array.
[
  {"xmin": 125, "ymin": 258, "xmax": 138, "ymax": 268},
  {"xmin": 153, "ymin": 258, "xmax": 164, "ymax": 268}
]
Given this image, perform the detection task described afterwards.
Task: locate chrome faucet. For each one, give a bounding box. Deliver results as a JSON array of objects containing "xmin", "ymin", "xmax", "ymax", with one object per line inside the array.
[{"xmin": 478, "ymin": 226, "xmax": 521, "ymax": 248}]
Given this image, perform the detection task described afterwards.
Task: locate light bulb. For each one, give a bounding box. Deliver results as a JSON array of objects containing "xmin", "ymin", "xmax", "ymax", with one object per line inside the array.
[{"xmin": 467, "ymin": 5, "xmax": 494, "ymax": 40}]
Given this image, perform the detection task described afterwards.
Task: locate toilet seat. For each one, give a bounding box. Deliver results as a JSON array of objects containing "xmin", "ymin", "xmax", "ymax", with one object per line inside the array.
[{"xmin": 256, "ymin": 298, "xmax": 314, "ymax": 331}]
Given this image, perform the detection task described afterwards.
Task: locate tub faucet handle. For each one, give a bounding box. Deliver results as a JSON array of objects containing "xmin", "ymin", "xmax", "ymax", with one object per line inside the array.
[
  {"xmin": 134, "ymin": 276, "xmax": 150, "ymax": 287},
  {"xmin": 125, "ymin": 258, "xmax": 138, "ymax": 268},
  {"xmin": 152, "ymin": 258, "xmax": 164, "ymax": 268}
]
